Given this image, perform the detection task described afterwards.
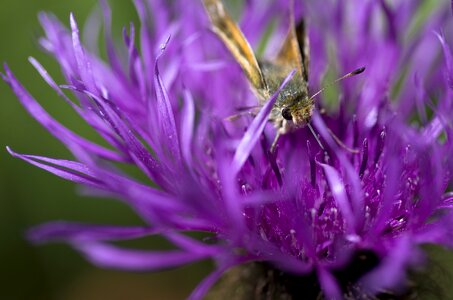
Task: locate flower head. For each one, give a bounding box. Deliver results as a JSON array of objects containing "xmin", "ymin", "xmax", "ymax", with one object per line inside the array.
[{"xmin": 3, "ymin": 0, "xmax": 453, "ymax": 299}]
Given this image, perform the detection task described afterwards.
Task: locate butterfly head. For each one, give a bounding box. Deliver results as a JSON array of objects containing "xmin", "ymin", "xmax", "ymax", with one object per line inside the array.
[{"xmin": 281, "ymin": 98, "xmax": 314, "ymax": 127}]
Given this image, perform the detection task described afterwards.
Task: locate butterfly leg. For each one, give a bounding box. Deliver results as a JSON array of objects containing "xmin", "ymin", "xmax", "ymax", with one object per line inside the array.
[
  {"xmin": 326, "ymin": 127, "xmax": 359, "ymax": 154},
  {"xmin": 317, "ymin": 110, "xmax": 359, "ymax": 154},
  {"xmin": 270, "ymin": 119, "xmax": 291, "ymax": 153},
  {"xmin": 224, "ymin": 105, "xmax": 260, "ymax": 121},
  {"xmin": 270, "ymin": 131, "xmax": 282, "ymax": 154}
]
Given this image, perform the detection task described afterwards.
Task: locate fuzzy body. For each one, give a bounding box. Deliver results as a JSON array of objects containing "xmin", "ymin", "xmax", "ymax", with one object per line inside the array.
[{"xmin": 259, "ymin": 60, "xmax": 313, "ymax": 133}]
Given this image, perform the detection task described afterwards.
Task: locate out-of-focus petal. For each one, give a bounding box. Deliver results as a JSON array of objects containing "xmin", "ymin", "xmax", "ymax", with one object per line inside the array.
[
  {"xmin": 28, "ymin": 222, "xmax": 156, "ymax": 243},
  {"xmin": 75, "ymin": 242, "xmax": 209, "ymax": 271}
]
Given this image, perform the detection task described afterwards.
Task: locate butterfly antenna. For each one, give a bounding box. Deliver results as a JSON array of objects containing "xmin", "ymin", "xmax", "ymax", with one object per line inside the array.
[{"xmin": 309, "ymin": 67, "xmax": 365, "ymax": 101}]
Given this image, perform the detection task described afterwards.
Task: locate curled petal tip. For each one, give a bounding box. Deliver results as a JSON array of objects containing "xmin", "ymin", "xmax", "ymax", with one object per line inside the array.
[
  {"xmin": 69, "ymin": 12, "xmax": 78, "ymax": 32},
  {"xmin": 5, "ymin": 146, "xmax": 15, "ymax": 156},
  {"xmin": 160, "ymin": 35, "xmax": 172, "ymax": 52},
  {"xmin": 2, "ymin": 62, "xmax": 11, "ymax": 74},
  {"xmin": 28, "ymin": 56, "xmax": 37, "ymax": 64}
]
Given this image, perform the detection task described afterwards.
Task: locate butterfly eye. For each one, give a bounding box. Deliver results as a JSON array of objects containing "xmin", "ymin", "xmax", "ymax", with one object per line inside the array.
[{"xmin": 282, "ymin": 107, "xmax": 292, "ymax": 120}]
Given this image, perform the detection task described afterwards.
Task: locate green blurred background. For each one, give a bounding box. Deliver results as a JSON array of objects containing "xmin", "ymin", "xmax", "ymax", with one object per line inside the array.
[
  {"xmin": 1, "ymin": 1, "xmax": 453, "ymax": 300},
  {"xmin": 0, "ymin": 1, "xmax": 211, "ymax": 299}
]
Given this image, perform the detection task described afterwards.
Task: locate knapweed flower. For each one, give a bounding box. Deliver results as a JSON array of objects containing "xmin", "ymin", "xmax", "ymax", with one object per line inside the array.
[{"xmin": 3, "ymin": 0, "xmax": 453, "ymax": 299}]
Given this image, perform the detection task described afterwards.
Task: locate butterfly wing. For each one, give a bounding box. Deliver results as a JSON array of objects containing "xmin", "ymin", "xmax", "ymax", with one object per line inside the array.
[
  {"xmin": 296, "ymin": 20, "xmax": 310, "ymax": 83},
  {"xmin": 275, "ymin": 5, "xmax": 309, "ymax": 88},
  {"xmin": 202, "ymin": 0, "xmax": 268, "ymax": 96}
]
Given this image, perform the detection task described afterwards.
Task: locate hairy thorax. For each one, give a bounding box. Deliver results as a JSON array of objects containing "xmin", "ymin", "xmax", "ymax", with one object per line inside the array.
[{"xmin": 259, "ymin": 60, "xmax": 313, "ymax": 133}]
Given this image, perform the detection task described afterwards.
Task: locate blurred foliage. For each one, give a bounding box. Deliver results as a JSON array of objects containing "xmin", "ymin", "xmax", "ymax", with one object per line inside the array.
[
  {"xmin": 1, "ymin": 1, "xmax": 453, "ymax": 300},
  {"xmin": 0, "ymin": 1, "xmax": 210, "ymax": 299}
]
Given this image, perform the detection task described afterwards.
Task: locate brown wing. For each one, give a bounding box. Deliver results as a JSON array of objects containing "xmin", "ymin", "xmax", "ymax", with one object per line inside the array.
[
  {"xmin": 275, "ymin": 2, "xmax": 309, "ymax": 85},
  {"xmin": 296, "ymin": 20, "xmax": 310, "ymax": 83},
  {"xmin": 202, "ymin": 0, "xmax": 267, "ymax": 95}
]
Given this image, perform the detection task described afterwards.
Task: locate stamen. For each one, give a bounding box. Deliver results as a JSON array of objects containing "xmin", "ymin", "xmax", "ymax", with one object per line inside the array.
[
  {"xmin": 307, "ymin": 141, "xmax": 316, "ymax": 187},
  {"xmin": 352, "ymin": 115, "xmax": 359, "ymax": 149},
  {"xmin": 352, "ymin": 115, "xmax": 359, "ymax": 164},
  {"xmin": 374, "ymin": 128, "xmax": 386, "ymax": 165},
  {"xmin": 359, "ymin": 138, "xmax": 369, "ymax": 178},
  {"xmin": 268, "ymin": 149, "xmax": 283, "ymax": 187},
  {"xmin": 261, "ymin": 134, "xmax": 282, "ymax": 187}
]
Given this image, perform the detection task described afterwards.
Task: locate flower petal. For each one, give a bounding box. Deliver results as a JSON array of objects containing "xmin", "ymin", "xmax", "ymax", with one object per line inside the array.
[
  {"xmin": 359, "ymin": 236, "xmax": 417, "ymax": 295},
  {"xmin": 232, "ymin": 69, "xmax": 296, "ymax": 175},
  {"xmin": 2, "ymin": 65, "xmax": 124, "ymax": 162},
  {"xmin": 75, "ymin": 242, "xmax": 209, "ymax": 271},
  {"xmin": 317, "ymin": 267, "xmax": 342, "ymax": 300},
  {"xmin": 319, "ymin": 162, "xmax": 356, "ymax": 233},
  {"xmin": 154, "ymin": 40, "xmax": 183, "ymax": 167},
  {"xmin": 28, "ymin": 222, "xmax": 156, "ymax": 243}
]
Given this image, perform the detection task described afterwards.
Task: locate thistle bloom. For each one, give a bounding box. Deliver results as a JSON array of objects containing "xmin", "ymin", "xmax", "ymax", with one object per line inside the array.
[{"xmin": 3, "ymin": 0, "xmax": 453, "ymax": 299}]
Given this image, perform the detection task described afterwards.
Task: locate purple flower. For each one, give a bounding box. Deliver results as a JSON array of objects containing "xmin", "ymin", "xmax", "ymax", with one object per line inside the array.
[{"xmin": 3, "ymin": 0, "xmax": 453, "ymax": 299}]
